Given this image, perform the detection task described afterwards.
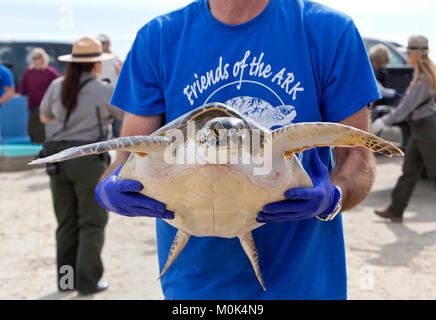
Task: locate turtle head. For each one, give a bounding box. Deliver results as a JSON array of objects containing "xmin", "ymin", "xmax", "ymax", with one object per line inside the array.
[
  {"xmin": 195, "ymin": 116, "xmax": 269, "ymax": 167},
  {"xmin": 197, "ymin": 117, "xmax": 248, "ymax": 151}
]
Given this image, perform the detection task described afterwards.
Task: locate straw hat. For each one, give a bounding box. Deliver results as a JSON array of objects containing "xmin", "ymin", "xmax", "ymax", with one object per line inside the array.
[
  {"xmin": 407, "ymin": 35, "xmax": 429, "ymax": 52},
  {"xmin": 58, "ymin": 36, "xmax": 114, "ymax": 63}
]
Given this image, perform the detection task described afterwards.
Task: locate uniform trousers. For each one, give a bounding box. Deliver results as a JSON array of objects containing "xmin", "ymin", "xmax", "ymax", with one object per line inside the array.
[
  {"xmin": 388, "ymin": 119, "xmax": 436, "ymax": 217},
  {"xmin": 28, "ymin": 107, "xmax": 45, "ymax": 144},
  {"xmin": 49, "ymin": 154, "xmax": 108, "ymax": 292}
]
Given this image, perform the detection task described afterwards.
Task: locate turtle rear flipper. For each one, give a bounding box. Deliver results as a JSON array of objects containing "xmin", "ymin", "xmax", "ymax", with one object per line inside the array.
[
  {"xmin": 270, "ymin": 122, "xmax": 404, "ymax": 157},
  {"xmin": 239, "ymin": 232, "xmax": 267, "ymax": 291},
  {"xmin": 158, "ymin": 229, "xmax": 191, "ymax": 279},
  {"xmin": 28, "ymin": 136, "xmax": 172, "ymax": 165},
  {"xmin": 158, "ymin": 230, "xmax": 267, "ymax": 291}
]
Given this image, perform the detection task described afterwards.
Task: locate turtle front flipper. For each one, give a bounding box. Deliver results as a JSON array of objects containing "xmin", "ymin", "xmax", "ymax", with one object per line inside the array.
[
  {"xmin": 158, "ymin": 229, "xmax": 191, "ymax": 279},
  {"xmin": 239, "ymin": 232, "xmax": 267, "ymax": 291},
  {"xmin": 270, "ymin": 122, "xmax": 404, "ymax": 158},
  {"xmin": 28, "ymin": 136, "xmax": 172, "ymax": 165}
]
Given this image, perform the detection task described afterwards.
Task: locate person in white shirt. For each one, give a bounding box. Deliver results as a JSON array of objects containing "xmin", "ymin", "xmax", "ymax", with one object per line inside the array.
[
  {"xmin": 97, "ymin": 34, "xmax": 123, "ymax": 85},
  {"xmin": 97, "ymin": 34, "xmax": 123, "ymax": 137}
]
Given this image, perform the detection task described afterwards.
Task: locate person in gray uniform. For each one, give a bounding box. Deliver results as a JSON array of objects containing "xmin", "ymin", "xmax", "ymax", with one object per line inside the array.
[
  {"xmin": 39, "ymin": 37, "xmax": 123, "ymax": 294},
  {"xmin": 373, "ymin": 35, "xmax": 436, "ymax": 223}
]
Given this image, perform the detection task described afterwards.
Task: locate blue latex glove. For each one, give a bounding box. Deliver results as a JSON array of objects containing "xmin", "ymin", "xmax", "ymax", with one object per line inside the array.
[
  {"xmin": 95, "ymin": 165, "xmax": 174, "ymax": 219},
  {"xmin": 256, "ymin": 148, "xmax": 341, "ymax": 223}
]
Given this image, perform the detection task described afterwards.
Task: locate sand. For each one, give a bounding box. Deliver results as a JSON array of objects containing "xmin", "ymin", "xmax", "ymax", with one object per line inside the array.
[{"xmin": 0, "ymin": 155, "xmax": 435, "ymax": 300}]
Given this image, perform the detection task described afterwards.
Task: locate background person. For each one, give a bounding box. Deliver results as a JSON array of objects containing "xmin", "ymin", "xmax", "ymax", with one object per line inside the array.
[
  {"xmin": 97, "ymin": 34, "xmax": 123, "ymax": 85},
  {"xmin": 39, "ymin": 36, "xmax": 123, "ymax": 295},
  {"xmin": 373, "ymin": 35, "xmax": 436, "ymax": 223},
  {"xmin": 17, "ymin": 48, "xmax": 60, "ymax": 144},
  {"xmin": 95, "ymin": 0, "xmax": 380, "ymax": 299},
  {"xmin": 369, "ymin": 43, "xmax": 409, "ymax": 148},
  {"xmin": 97, "ymin": 34, "xmax": 123, "ymax": 137},
  {"xmin": 369, "ymin": 44, "xmax": 398, "ymax": 100},
  {"xmin": 0, "ymin": 63, "xmax": 14, "ymax": 107}
]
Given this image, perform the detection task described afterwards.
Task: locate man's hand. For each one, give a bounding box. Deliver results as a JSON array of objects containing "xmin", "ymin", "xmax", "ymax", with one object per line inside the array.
[
  {"xmin": 95, "ymin": 165, "xmax": 174, "ymax": 219},
  {"xmin": 96, "ymin": 112, "xmax": 168, "ymax": 218},
  {"xmin": 256, "ymin": 148, "xmax": 340, "ymax": 223}
]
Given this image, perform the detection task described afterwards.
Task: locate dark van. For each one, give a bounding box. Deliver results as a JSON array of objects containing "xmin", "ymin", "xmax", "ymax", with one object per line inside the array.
[
  {"xmin": 0, "ymin": 41, "xmax": 72, "ymax": 88},
  {"xmin": 363, "ymin": 37, "xmax": 414, "ymax": 97}
]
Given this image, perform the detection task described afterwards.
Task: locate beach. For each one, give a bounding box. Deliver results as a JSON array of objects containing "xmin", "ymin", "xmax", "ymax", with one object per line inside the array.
[{"xmin": 0, "ymin": 154, "xmax": 435, "ymax": 300}]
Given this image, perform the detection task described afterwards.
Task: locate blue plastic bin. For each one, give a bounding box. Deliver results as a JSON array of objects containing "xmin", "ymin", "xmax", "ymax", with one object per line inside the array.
[{"xmin": 0, "ymin": 96, "xmax": 31, "ymax": 144}]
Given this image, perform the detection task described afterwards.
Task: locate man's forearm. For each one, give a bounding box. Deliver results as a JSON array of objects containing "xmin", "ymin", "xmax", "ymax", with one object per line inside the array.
[
  {"xmin": 0, "ymin": 88, "xmax": 14, "ymax": 105},
  {"xmin": 98, "ymin": 113, "xmax": 165, "ymax": 181},
  {"xmin": 330, "ymin": 146, "xmax": 375, "ymax": 212}
]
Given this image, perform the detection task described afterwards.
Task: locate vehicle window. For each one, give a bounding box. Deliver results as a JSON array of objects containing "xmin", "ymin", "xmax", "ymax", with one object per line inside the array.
[
  {"xmin": 388, "ymin": 50, "xmax": 404, "ymax": 65},
  {"xmin": 23, "ymin": 45, "xmax": 58, "ymax": 67},
  {"xmin": 48, "ymin": 44, "xmax": 71, "ymax": 75},
  {"xmin": 0, "ymin": 44, "xmax": 13, "ymax": 66},
  {"xmin": 365, "ymin": 40, "xmax": 406, "ymax": 66}
]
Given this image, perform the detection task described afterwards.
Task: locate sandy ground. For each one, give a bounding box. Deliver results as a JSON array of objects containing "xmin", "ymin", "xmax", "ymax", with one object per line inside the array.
[{"xmin": 1, "ymin": 146, "xmax": 435, "ymax": 300}]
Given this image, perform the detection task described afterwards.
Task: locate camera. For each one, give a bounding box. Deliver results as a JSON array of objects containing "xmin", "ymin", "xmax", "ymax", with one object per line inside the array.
[{"xmin": 45, "ymin": 163, "xmax": 59, "ymax": 175}]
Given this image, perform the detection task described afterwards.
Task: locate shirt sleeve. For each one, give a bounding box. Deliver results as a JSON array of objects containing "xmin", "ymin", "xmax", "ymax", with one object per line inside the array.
[
  {"xmin": 320, "ymin": 21, "xmax": 381, "ymax": 122},
  {"xmin": 49, "ymin": 67, "xmax": 61, "ymax": 80},
  {"xmin": 0, "ymin": 66, "xmax": 14, "ymax": 88},
  {"xmin": 18, "ymin": 69, "xmax": 28, "ymax": 95},
  {"xmin": 110, "ymin": 26, "xmax": 165, "ymax": 116},
  {"xmin": 383, "ymin": 75, "xmax": 433, "ymax": 125},
  {"xmin": 377, "ymin": 80, "xmax": 397, "ymax": 100},
  {"xmin": 103, "ymin": 82, "xmax": 124, "ymax": 120},
  {"xmin": 109, "ymin": 104, "xmax": 124, "ymax": 120},
  {"xmin": 40, "ymin": 81, "xmax": 55, "ymax": 118}
]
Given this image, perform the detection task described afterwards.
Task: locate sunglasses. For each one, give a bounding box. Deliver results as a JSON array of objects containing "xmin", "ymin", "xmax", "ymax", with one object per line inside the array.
[{"xmin": 32, "ymin": 56, "xmax": 42, "ymax": 60}]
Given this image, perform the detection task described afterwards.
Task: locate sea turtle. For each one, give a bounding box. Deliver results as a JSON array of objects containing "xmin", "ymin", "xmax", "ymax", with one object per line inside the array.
[{"xmin": 30, "ymin": 102, "xmax": 403, "ymax": 290}]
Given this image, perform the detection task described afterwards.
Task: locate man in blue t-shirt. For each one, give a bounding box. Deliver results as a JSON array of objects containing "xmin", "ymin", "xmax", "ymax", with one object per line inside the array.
[
  {"xmin": 96, "ymin": 0, "xmax": 381, "ymax": 299},
  {"xmin": 0, "ymin": 64, "xmax": 14, "ymax": 107}
]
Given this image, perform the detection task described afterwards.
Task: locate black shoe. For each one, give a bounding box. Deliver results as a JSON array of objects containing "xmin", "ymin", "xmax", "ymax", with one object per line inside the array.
[
  {"xmin": 374, "ymin": 209, "xmax": 403, "ymax": 223},
  {"xmin": 78, "ymin": 280, "xmax": 108, "ymax": 296}
]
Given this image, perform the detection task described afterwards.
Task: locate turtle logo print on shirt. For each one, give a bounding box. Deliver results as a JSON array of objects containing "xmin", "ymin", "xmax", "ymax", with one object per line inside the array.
[{"xmin": 224, "ymin": 96, "xmax": 296, "ymax": 130}]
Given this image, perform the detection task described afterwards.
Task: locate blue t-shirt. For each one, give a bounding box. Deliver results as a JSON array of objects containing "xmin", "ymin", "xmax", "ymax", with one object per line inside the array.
[
  {"xmin": 0, "ymin": 64, "xmax": 14, "ymax": 105},
  {"xmin": 111, "ymin": 0, "xmax": 380, "ymax": 299}
]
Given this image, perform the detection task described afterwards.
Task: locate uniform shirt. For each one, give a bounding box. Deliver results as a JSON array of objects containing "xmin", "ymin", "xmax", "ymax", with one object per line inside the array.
[
  {"xmin": 18, "ymin": 66, "xmax": 60, "ymax": 109},
  {"xmin": 40, "ymin": 73, "xmax": 123, "ymax": 142},
  {"xmin": 111, "ymin": 0, "xmax": 380, "ymax": 299},
  {"xmin": 98, "ymin": 55, "xmax": 122, "ymax": 85},
  {"xmin": 0, "ymin": 64, "xmax": 14, "ymax": 106},
  {"xmin": 383, "ymin": 73, "xmax": 436, "ymax": 125}
]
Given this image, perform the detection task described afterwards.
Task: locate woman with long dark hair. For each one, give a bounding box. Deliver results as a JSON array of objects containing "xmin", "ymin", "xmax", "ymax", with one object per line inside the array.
[{"xmin": 39, "ymin": 37, "xmax": 123, "ymax": 295}]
